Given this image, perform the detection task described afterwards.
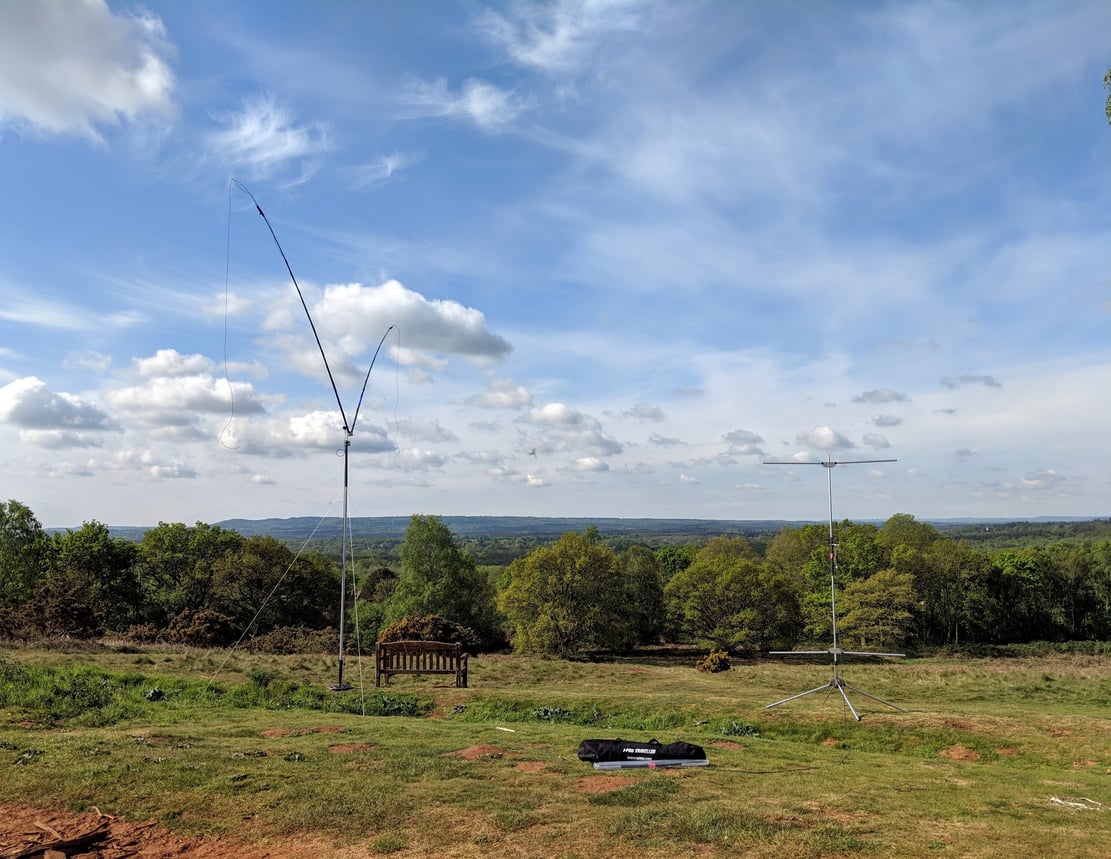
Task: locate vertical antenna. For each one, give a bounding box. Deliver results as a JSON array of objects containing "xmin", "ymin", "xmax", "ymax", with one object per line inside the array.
[
  {"xmin": 231, "ymin": 180, "xmax": 394, "ymax": 694},
  {"xmin": 762, "ymin": 455, "xmax": 907, "ymax": 720}
]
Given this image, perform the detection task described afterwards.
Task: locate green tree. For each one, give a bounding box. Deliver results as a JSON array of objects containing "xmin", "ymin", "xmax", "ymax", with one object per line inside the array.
[
  {"xmin": 0, "ymin": 500, "xmax": 50, "ymax": 610},
  {"xmin": 877, "ymin": 513, "xmax": 940, "ymax": 555},
  {"xmin": 211, "ymin": 536, "xmax": 339, "ymax": 635},
  {"xmin": 137, "ymin": 522, "xmax": 244, "ymax": 624},
  {"xmin": 839, "ymin": 568, "xmax": 916, "ymax": 649},
  {"xmin": 387, "ymin": 515, "xmax": 499, "ymax": 646},
  {"xmin": 52, "ymin": 521, "xmax": 140, "ymax": 631},
  {"xmin": 664, "ymin": 535, "xmax": 800, "ymax": 653},
  {"xmin": 498, "ymin": 528, "xmax": 631, "ymax": 657},
  {"xmin": 619, "ymin": 545, "xmax": 665, "ymax": 645}
]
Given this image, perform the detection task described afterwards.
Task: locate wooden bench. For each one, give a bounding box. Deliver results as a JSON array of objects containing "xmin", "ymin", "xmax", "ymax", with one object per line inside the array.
[{"xmin": 375, "ymin": 640, "xmax": 468, "ymax": 688}]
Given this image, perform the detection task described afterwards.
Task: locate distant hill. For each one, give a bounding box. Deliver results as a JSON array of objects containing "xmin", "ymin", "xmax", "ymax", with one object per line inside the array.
[{"xmin": 91, "ymin": 514, "xmax": 1109, "ymax": 547}]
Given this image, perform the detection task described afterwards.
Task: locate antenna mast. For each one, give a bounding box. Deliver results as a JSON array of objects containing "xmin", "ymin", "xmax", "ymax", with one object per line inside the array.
[
  {"xmin": 233, "ymin": 180, "xmax": 393, "ymax": 693},
  {"xmin": 763, "ymin": 455, "xmax": 908, "ymax": 720}
]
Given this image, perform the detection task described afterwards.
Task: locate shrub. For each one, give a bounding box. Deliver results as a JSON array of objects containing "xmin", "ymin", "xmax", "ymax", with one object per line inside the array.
[
  {"xmin": 696, "ymin": 649, "xmax": 731, "ymax": 673},
  {"xmin": 248, "ymin": 625, "xmax": 338, "ymax": 654},
  {"xmin": 165, "ymin": 609, "xmax": 237, "ymax": 647},
  {"xmin": 377, "ymin": 614, "xmax": 480, "ymax": 649}
]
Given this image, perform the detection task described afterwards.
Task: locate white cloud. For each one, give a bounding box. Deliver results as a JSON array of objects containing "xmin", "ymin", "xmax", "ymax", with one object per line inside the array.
[
  {"xmin": 307, "ymin": 280, "xmax": 511, "ymax": 365},
  {"xmin": 520, "ymin": 402, "xmax": 622, "ymax": 457},
  {"xmin": 648, "ymin": 433, "xmax": 683, "ymax": 447},
  {"xmin": 398, "ymin": 417, "xmax": 458, "ymax": 444},
  {"xmin": 872, "ymin": 415, "xmax": 903, "ymax": 428},
  {"xmin": 941, "ymin": 374, "xmax": 1003, "ymax": 389},
  {"xmin": 477, "ymin": 0, "xmax": 647, "ymax": 74},
  {"xmin": 350, "ymin": 150, "xmax": 421, "ymax": 188},
  {"xmin": 622, "ymin": 403, "xmax": 664, "ymax": 421},
  {"xmin": 107, "ymin": 375, "xmax": 266, "ymax": 426},
  {"xmin": 853, "ymin": 389, "xmax": 909, "ymax": 404},
  {"xmin": 723, "ymin": 429, "xmax": 766, "ymax": 456},
  {"xmin": 467, "ymin": 378, "xmax": 533, "ymax": 409},
  {"xmin": 207, "ymin": 94, "xmax": 328, "ymax": 179},
  {"xmin": 862, "ymin": 433, "xmax": 891, "ymax": 449},
  {"xmin": 134, "ymin": 349, "xmax": 213, "ymax": 377},
  {"xmin": 796, "ymin": 426, "xmax": 854, "ymax": 452},
  {"xmin": 0, "ymin": 0, "xmax": 175, "ymax": 139},
  {"xmin": 0, "ymin": 377, "xmax": 117, "ymax": 432},
  {"xmin": 401, "ymin": 78, "xmax": 523, "ymax": 131}
]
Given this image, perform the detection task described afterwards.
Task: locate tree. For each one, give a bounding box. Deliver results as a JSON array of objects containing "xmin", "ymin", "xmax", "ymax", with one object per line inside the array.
[
  {"xmin": 386, "ymin": 515, "xmax": 499, "ymax": 646},
  {"xmin": 498, "ymin": 528, "xmax": 631, "ymax": 657},
  {"xmin": 619, "ymin": 545, "xmax": 665, "ymax": 645},
  {"xmin": 839, "ymin": 569, "xmax": 917, "ymax": 649},
  {"xmin": 211, "ymin": 536, "xmax": 339, "ymax": 634},
  {"xmin": 664, "ymin": 535, "xmax": 800, "ymax": 653},
  {"xmin": 52, "ymin": 521, "xmax": 140, "ymax": 631},
  {"xmin": 137, "ymin": 522, "xmax": 243, "ymax": 624},
  {"xmin": 0, "ymin": 500, "xmax": 50, "ymax": 610}
]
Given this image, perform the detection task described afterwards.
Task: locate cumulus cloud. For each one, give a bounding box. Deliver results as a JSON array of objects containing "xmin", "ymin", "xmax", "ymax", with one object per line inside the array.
[
  {"xmin": 648, "ymin": 432, "xmax": 684, "ymax": 447},
  {"xmin": 0, "ymin": 0, "xmax": 175, "ymax": 139},
  {"xmin": 0, "ymin": 377, "xmax": 118, "ymax": 433},
  {"xmin": 871, "ymin": 414, "xmax": 902, "ymax": 428},
  {"xmin": 134, "ymin": 349, "xmax": 213, "ymax": 377},
  {"xmin": 520, "ymin": 402, "xmax": 622, "ymax": 457},
  {"xmin": 941, "ymin": 374, "xmax": 1003, "ymax": 389},
  {"xmin": 207, "ymin": 95, "xmax": 328, "ymax": 179},
  {"xmin": 401, "ymin": 77, "xmax": 523, "ymax": 131},
  {"xmin": 679, "ymin": 473, "xmax": 700, "ymax": 484},
  {"xmin": 466, "ymin": 378, "xmax": 532, "ymax": 409},
  {"xmin": 852, "ymin": 388, "xmax": 908, "ymax": 404},
  {"xmin": 796, "ymin": 426, "xmax": 854, "ymax": 451},
  {"xmin": 107, "ymin": 375, "xmax": 266, "ymax": 426},
  {"xmin": 308, "ymin": 280, "xmax": 510, "ymax": 367},
  {"xmin": 396, "ymin": 448, "xmax": 448, "ymax": 470},
  {"xmin": 862, "ymin": 433, "xmax": 891, "ymax": 449},
  {"xmin": 723, "ymin": 428, "xmax": 766, "ymax": 455},
  {"xmin": 569, "ymin": 456, "xmax": 609, "ymax": 473},
  {"xmin": 221, "ymin": 410, "xmax": 395, "ymax": 457}
]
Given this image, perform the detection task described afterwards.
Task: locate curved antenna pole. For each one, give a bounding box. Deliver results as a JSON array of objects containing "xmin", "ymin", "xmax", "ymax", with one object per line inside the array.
[
  {"xmin": 232, "ymin": 179, "xmax": 350, "ymax": 432},
  {"xmin": 231, "ymin": 179, "xmax": 396, "ymax": 695},
  {"xmin": 351, "ymin": 325, "xmax": 394, "ymax": 433}
]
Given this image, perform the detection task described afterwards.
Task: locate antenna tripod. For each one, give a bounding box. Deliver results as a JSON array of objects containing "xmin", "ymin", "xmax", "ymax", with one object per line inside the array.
[{"xmin": 763, "ymin": 455, "xmax": 908, "ymax": 720}]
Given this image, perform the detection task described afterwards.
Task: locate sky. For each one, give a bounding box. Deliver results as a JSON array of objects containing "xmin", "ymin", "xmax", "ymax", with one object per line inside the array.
[{"xmin": 1, "ymin": 0, "xmax": 1110, "ymax": 529}]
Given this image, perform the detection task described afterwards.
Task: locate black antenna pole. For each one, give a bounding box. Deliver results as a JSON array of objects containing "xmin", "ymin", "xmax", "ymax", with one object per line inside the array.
[
  {"xmin": 762, "ymin": 454, "xmax": 907, "ymax": 720},
  {"xmin": 232, "ymin": 180, "xmax": 394, "ymax": 693}
]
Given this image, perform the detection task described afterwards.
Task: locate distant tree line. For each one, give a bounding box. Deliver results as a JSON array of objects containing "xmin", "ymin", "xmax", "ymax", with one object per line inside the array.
[{"xmin": 2, "ymin": 501, "xmax": 1109, "ymax": 656}]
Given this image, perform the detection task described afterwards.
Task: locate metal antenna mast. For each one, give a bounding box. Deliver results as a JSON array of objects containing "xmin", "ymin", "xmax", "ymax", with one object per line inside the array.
[
  {"xmin": 233, "ymin": 180, "xmax": 393, "ymax": 694},
  {"xmin": 763, "ymin": 455, "xmax": 908, "ymax": 720}
]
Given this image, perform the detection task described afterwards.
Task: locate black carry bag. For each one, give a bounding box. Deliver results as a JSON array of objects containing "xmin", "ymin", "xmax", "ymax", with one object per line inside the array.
[{"xmin": 577, "ymin": 738, "xmax": 706, "ymax": 763}]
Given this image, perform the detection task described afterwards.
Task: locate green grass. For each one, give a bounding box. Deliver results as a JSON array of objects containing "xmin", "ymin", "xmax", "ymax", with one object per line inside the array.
[{"xmin": 0, "ymin": 645, "xmax": 1108, "ymax": 857}]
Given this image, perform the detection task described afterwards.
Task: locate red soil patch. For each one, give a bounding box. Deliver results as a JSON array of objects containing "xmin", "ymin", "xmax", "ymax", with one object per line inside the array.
[
  {"xmin": 712, "ymin": 740, "xmax": 745, "ymax": 751},
  {"xmin": 328, "ymin": 743, "xmax": 375, "ymax": 754},
  {"xmin": 939, "ymin": 745, "xmax": 982, "ymax": 761},
  {"xmin": 446, "ymin": 744, "xmax": 513, "ymax": 761},
  {"xmin": 820, "ymin": 737, "xmax": 840, "ymax": 747},
  {"xmin": 575, "ymin": 775, "xmax": 637, "ymax": 793},
  {"xmin": 513, "ymin": 760, "xmax": 549, "ymax": 772},
  {"xmin": 996, "ymin": 747, "xmax": 1019, "ymax": 757},
  {"xmin": 0, "ymin": 802, "xmax": 314, "ymax": 859},
  {"xmin": 1071, "ymin": 759, "xmax": 1097, "ymax": 768}
]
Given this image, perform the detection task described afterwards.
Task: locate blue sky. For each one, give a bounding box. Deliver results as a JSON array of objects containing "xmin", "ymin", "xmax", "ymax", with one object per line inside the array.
[{"xmin": 1, "ymin": 0, "xmax": 1109, "ymax": 529}]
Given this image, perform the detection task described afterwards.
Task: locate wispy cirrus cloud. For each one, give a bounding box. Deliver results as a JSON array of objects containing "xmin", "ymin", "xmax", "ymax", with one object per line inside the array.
[{"xmin": 207, "ymin": 94, "xmax": 328, "ymax": 179}]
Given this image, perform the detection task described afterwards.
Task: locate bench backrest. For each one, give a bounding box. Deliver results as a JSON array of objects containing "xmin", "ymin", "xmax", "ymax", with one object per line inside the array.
[{"xmin": 377, "ymin": 640, "xmax": 463, "ymax": 672}]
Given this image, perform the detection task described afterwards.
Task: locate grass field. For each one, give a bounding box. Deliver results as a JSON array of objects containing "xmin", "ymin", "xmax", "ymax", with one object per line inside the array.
[{"xmin": 0, "ymin": 644, "xmax": 1108, "ymax": 857}]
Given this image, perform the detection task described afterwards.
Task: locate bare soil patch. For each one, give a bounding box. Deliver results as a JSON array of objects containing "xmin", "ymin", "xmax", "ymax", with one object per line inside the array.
[
  {"xmin": 939, "ymin": 745, "xmax": 982, "ymax": 761},
  {"xmin": 0, "ymin": 803, "xmax": 312, "ymax": 859},
  {"xmin": 575, "ymin": 775, "xmax": 637, "ymax": 793},
  {"xmin": 446, "ymin": 744, "xmax": 514, "ymax": 761},
  {"xmin": 712, "ymin": 740, "xmax": 745, "ymax": 751},
  {"xmin": 513, "ymin": 760, "xmax": 549, "ymax": 772}
]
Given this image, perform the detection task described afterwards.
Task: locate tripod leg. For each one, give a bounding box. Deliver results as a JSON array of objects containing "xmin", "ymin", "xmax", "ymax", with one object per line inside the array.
[
  {"xmin": 834, "ymin": 682, "xmax": 862, "ymax": 721},
  {"xmin": 842, "ymin": 683, "xmax": 909, "ymax": 713},
  {"xmin": 766, "ymin": 681, "xmax": 837, "ymax": 710}
]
